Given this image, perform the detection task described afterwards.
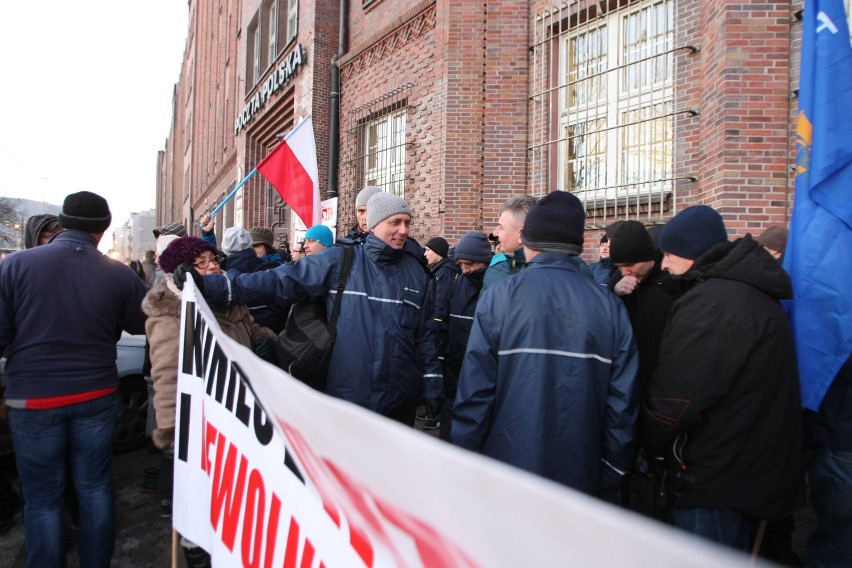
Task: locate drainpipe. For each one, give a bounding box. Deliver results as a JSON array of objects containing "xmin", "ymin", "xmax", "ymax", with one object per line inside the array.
[{"xmin": 327, "ymin": 0, "xmax": 348, "ymax": 198}]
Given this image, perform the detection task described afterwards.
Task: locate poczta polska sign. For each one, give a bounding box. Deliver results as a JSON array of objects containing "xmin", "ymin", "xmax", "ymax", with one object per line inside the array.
[{"xmin": 234, "ymin": 44, "xmax": 306, "ymax": 137}]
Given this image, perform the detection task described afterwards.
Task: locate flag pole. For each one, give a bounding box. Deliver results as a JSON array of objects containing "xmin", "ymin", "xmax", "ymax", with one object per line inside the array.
[{"xmin": 204, "ymin": 167, "xmax": 258, "ymax": 222}]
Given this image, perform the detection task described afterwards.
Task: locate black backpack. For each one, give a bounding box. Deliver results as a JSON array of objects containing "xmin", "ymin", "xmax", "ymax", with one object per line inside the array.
[{"xmin": 274, "ymin": 245, "xmax": 355, "ymax": 391}]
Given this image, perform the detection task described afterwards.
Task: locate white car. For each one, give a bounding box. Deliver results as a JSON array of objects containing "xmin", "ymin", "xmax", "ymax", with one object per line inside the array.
[{"xmin": 0, "ymin": 332, "xmax": 149, "ymax": 455}]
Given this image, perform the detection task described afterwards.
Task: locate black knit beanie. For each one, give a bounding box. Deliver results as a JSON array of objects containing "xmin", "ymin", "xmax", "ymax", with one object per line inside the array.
[
  {"xmin": 520, "ymin": 191, "xmax": 585, "ymax": 254},
  {"xmin": 58, "ymin": 191, "xmax": 112, "ymax": 233},
  {"xmin": 609, "ymin": 221, "xmax": 659, "ymax": 264},
  {"xmin": 425, "ymin": 237, "xmax": 449, "ymax": 258}
]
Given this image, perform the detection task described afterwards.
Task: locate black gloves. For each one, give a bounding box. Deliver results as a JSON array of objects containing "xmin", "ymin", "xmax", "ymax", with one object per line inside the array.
[
  {"xmin": 424, "ymin": 397, "xmax": 444, "ymax": 419},
  {"xmin": 252, "ymin": 336, "xmax": 277, "ymax": 363},
  {"xmin": 173, "ymin": 263, "xmax": 204, "ymax": 294}
]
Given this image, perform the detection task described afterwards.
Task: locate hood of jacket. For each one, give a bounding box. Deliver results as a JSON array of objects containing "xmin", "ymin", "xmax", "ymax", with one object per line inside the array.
[
  {"xmin": 142, "ymin": 283, "xmax": 182, "ymax": 319},
  {"xmin": 24, "ymin": 214, "xmax": 60, "ymax": 249},
  {"xmin": 681, "ymin": 235, "xmax": 792, "ymax": 300}
]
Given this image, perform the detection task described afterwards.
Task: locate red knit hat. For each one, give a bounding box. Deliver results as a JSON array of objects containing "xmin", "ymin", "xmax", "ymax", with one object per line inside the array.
[{"xmin": 157, "ymin": 237, "xmax": 217, "ymax": 274}]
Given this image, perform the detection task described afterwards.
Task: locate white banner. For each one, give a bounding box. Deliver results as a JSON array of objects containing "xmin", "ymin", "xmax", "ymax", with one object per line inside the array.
[{"xmin": 174, "ymin": 281, "xmax": 761, "ymax": 567}]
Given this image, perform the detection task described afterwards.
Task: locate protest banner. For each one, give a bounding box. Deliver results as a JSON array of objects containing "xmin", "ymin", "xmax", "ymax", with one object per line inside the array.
[{"xmin": 174, "ymin": 280, "xmax": 759, "ymax": 567}]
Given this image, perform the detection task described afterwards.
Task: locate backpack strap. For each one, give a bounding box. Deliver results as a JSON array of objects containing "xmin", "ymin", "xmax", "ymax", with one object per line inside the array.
[{"xmin": 327, "ymin": 245, "xmax": 355, "ymax": 341}]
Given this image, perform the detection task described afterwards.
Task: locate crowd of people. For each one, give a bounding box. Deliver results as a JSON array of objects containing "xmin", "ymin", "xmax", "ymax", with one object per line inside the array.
[{"xmin": 0, "ymin": 187, "xmax": 848, "ymax": 567}]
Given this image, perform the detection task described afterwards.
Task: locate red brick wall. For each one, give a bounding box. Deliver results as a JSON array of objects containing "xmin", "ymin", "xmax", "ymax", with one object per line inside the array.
[
  {"xmin": 339, "ymin": 1, "xmax": 443, "ymax": 243},
  {"xmin": 338, "ymin": 0, "xmax": 529, "ymax": 247},
  {"xmin": 675, "ymin": 0, "xmax": 794, "ymax": 238}
]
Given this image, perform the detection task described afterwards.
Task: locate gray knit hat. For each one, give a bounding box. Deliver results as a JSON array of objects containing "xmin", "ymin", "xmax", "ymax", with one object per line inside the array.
[
  {"xmin": 249, "ymin": 227, "xmax": 274, "ymax": 247},
  {"xmin": 366, "ymin": 192, "xmax": 412, "ymax": 230},
  {"xmin": 356, "ymin": 185, "xmax": 383, "ymax": 208},
  {"xmin": 221, "ymin": 226, "xmax": 253, "ymax": 254}
]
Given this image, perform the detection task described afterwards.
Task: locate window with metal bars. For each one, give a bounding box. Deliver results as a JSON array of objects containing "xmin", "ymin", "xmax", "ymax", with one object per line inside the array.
[
  {"xmin": 342, "ymin": 85, "xmax": 412, "ymax": 199},
  {"xmin": 531, "ymin": 0, "xmax": 682, "ymax": 227}
]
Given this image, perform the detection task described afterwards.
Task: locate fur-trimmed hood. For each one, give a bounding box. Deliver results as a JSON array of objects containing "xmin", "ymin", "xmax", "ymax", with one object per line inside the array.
[{"xmin": 141, "ymin": 282, "xmax": 182, "ymax": 318}]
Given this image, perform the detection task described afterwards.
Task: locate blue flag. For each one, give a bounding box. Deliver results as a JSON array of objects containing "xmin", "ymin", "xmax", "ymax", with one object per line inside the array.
[{"xmin": 784, "ymin": 0, "xmax": 852, "ymax": 410}]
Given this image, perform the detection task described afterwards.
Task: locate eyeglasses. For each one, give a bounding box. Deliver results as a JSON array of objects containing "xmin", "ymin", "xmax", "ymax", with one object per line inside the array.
[{"xmin": 193, "ymin": 256, "xmax": 221, "ymax": 269}]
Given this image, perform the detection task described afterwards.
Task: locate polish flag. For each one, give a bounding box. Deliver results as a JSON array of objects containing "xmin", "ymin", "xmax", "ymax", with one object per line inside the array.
[{"xmin": 256, "ymin": 115, "xmax": 321, "ymax": 227}]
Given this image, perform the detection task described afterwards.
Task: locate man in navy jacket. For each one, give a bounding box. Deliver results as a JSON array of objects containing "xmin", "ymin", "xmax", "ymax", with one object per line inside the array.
[
  {"xmin": 452, "ymin": 191, "xmax": 639, "ymax": 497},
  {"xmin": 176, "ymin": 192, "xmax": 443, "ymax": 425},
  {"xmin": 0, "ymin": 191, "xmax": 148, "ymax": 566}
]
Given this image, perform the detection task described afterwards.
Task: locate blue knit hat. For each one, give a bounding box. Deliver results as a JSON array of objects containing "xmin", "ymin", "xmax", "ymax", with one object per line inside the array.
[
  {"xmin": 304, "ymin": 224, "xmax": 334, "ymax": 248},
  {"xmin": 454, "ymin": 232, "xmax": 493, "ymax": 263},
  {"xmin": 659, "ymin": 205, "xmax": 728, "ymax": 260}
]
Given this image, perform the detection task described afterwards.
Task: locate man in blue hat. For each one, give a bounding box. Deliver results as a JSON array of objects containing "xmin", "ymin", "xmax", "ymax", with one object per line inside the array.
[{"xmin": 642, "ymin": 205, "xmax": 805, "ymax": 552}]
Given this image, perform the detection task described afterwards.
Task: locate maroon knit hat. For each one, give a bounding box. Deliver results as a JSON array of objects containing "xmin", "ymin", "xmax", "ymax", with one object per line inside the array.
[{"xmin": 157, "ymin": 237, "xmax": 217, "ymax": 274}]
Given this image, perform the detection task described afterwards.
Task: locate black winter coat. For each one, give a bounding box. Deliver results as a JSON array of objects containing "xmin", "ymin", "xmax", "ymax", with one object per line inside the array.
[
  {"xmin": 642, "ymin": 236, "xmax": 805, "ymax": 519},
  {"xmin": 616, "ymin": 262, "xmax": 676, "ymax": 396}
]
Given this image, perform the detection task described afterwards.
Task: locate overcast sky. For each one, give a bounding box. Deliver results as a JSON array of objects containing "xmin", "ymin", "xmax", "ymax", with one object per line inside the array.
[{"xmin": 0, "ymin": 2, "xmax": 189, "ymax": 252}]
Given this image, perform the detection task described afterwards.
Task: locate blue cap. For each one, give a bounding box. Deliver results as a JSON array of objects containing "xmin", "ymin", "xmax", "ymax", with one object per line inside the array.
[
  {"xmin": 304, "ymin": 225, "xmax": 334, "ymax": 248},
  {"xmin": 660, "ymin": 205, "xmax": 728, "ymax": 260}
]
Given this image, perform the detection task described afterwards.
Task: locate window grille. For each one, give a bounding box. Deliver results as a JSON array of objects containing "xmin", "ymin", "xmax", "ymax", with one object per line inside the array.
[
  {"xmin": 342, "ymin": 84, "xmax": 413, "ymax": 198},
  {"xmin": 530, "ymin": 0, "xmax": 697, "ymax": 228}
]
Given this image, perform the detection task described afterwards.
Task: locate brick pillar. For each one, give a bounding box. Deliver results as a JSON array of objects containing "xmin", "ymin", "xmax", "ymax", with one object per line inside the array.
[{"xmin": 679, "ymin": 0, "xmax": 793, "ymax": 236}]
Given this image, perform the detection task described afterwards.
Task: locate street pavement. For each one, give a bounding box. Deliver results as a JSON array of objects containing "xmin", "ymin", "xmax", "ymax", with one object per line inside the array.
[{"xmin": 0, "ymin": 447, "xmax": 174, "ymax": 567}]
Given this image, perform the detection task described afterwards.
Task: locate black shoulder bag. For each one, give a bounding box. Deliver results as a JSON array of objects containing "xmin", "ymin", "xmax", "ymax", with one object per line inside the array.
[{"xmin": 274, "ymin": 245, "xmax": 355, "ymax": 391}]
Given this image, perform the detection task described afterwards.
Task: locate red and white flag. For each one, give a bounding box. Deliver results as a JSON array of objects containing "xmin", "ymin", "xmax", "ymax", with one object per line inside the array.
[{"xmin": 256, "ymin": 116, "xmax": 321, "ymax": 227}]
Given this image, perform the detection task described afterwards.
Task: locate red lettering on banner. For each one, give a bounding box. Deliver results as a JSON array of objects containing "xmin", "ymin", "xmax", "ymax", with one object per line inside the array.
[
  {"xmin": 322, "ymin": 460, "xmax": 404, "ymax": 567},
  {"xmin": 278, "ymin": 420, "xmax": 477, "ymax": 568},
  {"xmin": 210, "ymin": 431, "xmax": 249, "ymax": 551},
  {"xmin": 241, "ymin": 469, "xmax": 267, "ymax": 568},
  {"xmin": 264, "ymin": 494, "xmax": 282, "ymax": 568},
  {"xmin": 280, "ymin": 422, "xmax": 374, "ymax": 567},
  {"xmin": 283, "ymin": 516, "xmax": 316, "ymax": 568},
  {"xmin": 203, "ymin": 420, "xmax": 218, "ymax": 474}
]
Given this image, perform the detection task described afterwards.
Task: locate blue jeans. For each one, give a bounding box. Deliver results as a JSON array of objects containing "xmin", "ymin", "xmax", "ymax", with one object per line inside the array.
[
  {"xmin": 672, "ymin": 507, "xmax": 755, "ymax": 552},
  {"xmin": 9, "ymin": 393, "xmax": 119, "ymax": 568},
  {"xmin": 806, "ymin": 446, "xmax": 852, "ymax": 568}
]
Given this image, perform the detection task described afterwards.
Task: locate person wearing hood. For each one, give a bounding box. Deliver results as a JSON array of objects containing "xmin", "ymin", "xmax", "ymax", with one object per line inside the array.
[
  {"xmin": 173, "ymin": 192, "xmax": 444, "ymax": 426},
  {"xmin": 435, "ymin": 232, "xmax": 491, "ymax": 440},
  {"xmin": 452, "ymin": 191, "xmax": 639, "ymax": 499},
  {"xmin": 641, "ymin": 205, "xmax": 805, "ymax": 553},
  {"xmin": 24, "ymin": 214, "xmax": 63, "ymax": 249}
]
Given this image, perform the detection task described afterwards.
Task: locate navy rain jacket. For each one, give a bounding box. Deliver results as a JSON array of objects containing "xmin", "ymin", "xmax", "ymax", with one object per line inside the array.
[
  {"xmin": 202, "ymin": 234, "xmax": 443, "ymax": 415},
  {"xmin": 452, "ymin": 252, "xmax": 639, "ymax": 494}
]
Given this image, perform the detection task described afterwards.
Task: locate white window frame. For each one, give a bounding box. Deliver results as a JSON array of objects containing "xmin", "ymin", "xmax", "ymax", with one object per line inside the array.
[
  {"xmin": 364, "ymin": 109, "xmax": 407, "ymax": 197},
  {"xmin": 286, "ymin": 0, "xmax": 298, "ymax": 45},
  {"xmin": 267, "ymin": 1, "xmax": 278, "ymax": 63},
  {"xmin": 557, "ymin": 0, "xmax": 674, "ymax": 207}
]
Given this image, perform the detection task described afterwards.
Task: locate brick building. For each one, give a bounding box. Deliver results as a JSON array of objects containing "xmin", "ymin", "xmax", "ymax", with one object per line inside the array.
[{"xmin": 157, "ymin": 0, "xmax": 820, "ymax": 258}]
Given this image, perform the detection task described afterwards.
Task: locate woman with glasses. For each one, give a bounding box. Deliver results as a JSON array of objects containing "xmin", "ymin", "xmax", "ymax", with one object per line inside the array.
[{"xmin": 140, "ymin": 236, "xmax": 276, "ymax": 567}]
